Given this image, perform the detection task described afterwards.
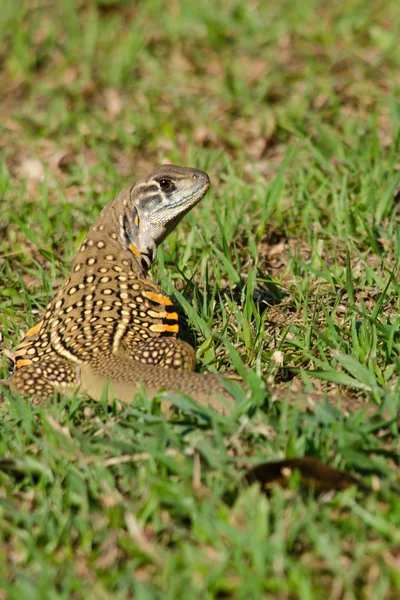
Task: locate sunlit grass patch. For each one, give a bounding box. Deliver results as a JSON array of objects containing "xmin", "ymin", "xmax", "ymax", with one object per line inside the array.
[{"xmin": 1, "ymin": 0, "xmax": 400, "ymax": 597}]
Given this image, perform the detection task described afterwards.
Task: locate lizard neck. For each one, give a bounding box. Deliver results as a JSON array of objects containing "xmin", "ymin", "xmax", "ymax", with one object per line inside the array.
[{"xmin": 76, "ymin": 185, "xmax": 156, "ymax": 278}]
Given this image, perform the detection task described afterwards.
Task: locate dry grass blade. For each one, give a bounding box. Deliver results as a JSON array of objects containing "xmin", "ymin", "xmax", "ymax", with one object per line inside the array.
[{"xmin": 125, "ymin": 513, "xmax": 165, "ymax": 568}]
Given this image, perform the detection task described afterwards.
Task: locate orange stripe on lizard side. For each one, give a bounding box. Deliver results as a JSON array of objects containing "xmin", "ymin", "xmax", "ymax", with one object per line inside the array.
[
  {"xmin": 25, "ymin": 321, "xmax": 43, "ymax": 338},
  {"xmin": 129, "ymin": 242, "xmax": 142, "ymax": 258},
  {"xmin": 143, "ymin": 291, "xmax": 173, "ymax": 306},
  {"xmin": 149, "ymin": 323, "xmax": 179, "ymax": 333},
  {"xmin": 16, "ymin": 359, "xmax": 33, "ymax": 368},
  {"xmin": 148, "ymin": 309, "xmax": 178, "ymax": 320},
  {"xmin": 165, "ymin": 312, "xmax": 178, "ymax": 320},
  {"xmin": 14, "ymin": 340, "xmax": 31, "ymax": 349}
]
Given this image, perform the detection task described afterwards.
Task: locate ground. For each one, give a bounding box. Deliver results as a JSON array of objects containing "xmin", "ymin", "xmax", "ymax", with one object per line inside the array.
[{"xmin": 1, "ymin": 1, "xmax": 400, "ymax": 598}]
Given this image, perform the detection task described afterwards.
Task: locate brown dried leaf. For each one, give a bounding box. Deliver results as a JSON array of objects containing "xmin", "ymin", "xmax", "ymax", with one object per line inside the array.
[{"xmin": 246, "ymin": 457, "xmax": 369, "ymax": 494}]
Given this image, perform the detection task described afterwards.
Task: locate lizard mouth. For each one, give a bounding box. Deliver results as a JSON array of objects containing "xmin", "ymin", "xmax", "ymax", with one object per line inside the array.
[{"xmin": 152, "ymin": 182, "xmax": 210, "ymax": 214}]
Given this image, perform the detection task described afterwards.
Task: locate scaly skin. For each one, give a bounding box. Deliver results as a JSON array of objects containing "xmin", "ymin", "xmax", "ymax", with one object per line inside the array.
[{"xmin": 8, "ymin": 165, "xmax": 240, "ymax": 414}]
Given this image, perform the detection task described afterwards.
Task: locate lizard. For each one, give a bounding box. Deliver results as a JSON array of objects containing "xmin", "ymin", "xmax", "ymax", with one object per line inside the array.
[{"xmin": 6, "ymin": 165, "xmax": 243, "ymax": 414}]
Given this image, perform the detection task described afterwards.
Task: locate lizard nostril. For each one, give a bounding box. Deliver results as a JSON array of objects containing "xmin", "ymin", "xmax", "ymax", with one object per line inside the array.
[{"xmin": 192, "ymin": 172, "xmax": 199, "ymax": 180}]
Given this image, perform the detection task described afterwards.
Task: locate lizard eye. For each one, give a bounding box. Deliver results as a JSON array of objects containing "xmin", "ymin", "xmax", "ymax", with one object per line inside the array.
[{"xmin": 159, "ymin": 179, "xmax": 174, "ymax": 190}]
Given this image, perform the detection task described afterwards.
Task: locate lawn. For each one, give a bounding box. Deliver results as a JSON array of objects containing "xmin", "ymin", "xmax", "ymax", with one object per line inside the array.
[{"xmin": 1, "ymin": 0, "xmax": 400, "ymax": 598}]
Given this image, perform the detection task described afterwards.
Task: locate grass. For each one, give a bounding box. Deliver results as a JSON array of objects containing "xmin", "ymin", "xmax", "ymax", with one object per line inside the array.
[{"xmin": 1, "ymin": 0, "xmax": 400, "ymax": 597}]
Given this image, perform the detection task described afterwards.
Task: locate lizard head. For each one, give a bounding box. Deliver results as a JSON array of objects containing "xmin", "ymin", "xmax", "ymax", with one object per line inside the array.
[{"xmin": 120, "ymin": 164, "xmax": 210, "ymax": 269}]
